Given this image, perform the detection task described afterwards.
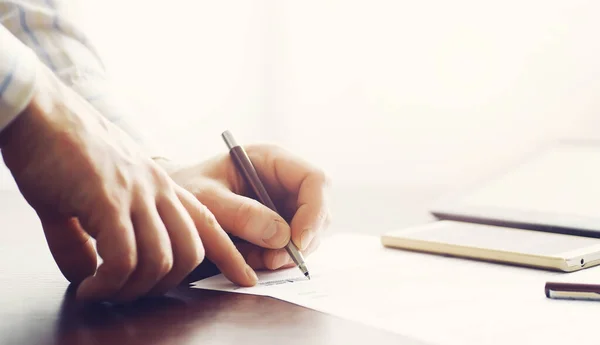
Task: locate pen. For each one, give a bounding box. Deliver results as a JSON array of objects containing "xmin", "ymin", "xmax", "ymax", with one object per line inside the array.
[
  {"xmin": 545, "ymin": 282, "xmax": 600, "ymax": 301},
  {"xmin": 221, "ymin": 130, "xmax": 311, "ymax": 280}
]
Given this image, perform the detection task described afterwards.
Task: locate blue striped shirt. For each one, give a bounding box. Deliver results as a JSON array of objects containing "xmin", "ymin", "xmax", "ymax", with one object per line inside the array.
[
  {"xmin": 0, "ymin": 0, "xmax": 158, "ymax": 156},
  {"xmin": 0, "ymin": 22, "xmax": 36, "ymax": 131}
]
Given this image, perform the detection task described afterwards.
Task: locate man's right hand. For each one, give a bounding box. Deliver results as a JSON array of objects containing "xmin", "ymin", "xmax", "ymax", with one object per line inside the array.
[{"xmin": 0, "ymin": 64, "xmax": 258, "ymax": 303}]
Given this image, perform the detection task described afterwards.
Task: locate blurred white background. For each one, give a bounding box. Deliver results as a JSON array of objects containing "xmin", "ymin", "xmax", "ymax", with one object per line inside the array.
[{"xmin": 2, "ymin": 0, "xmax": 600, "ymax": 194}]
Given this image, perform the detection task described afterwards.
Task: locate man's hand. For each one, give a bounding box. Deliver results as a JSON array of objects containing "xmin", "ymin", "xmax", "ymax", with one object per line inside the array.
[
  {"xmin": 0, "ymin": 64, "xmax": 257, "ymax": 303},
  {"xmin": 160, "ymin": 145, "xmax": 331, "ymax": 271}
]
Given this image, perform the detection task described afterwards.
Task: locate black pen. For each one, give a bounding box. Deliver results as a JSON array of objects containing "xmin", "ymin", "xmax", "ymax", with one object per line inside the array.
[
  {"xmin": 545, "ymin": 282, "xmax": 600, "ymax": 301},
  {"xmin": 221, "ymin": 130, "xmax": 311, "ymax": 280}
]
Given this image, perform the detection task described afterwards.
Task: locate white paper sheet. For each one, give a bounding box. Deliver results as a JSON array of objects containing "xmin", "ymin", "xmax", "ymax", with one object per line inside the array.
[{"xmin": 191, "ymin": 234, "xmax": 600, "ymax": 345}]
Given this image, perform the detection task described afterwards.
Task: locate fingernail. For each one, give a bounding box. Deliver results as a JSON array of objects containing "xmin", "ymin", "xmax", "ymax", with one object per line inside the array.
[
  {"xmin": 262, "ymin": 221, "xmax": 290, "ymax": 247},
  {"xmin": 246, "ymin": 265, "xmax": 258, "ymax": 283},
  {"xmin": 300, "ymin": 229, "xmax": 314, "ymax": 250}
]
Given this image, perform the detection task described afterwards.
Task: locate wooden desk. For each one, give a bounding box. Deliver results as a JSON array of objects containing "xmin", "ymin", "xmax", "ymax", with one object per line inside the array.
[{"xmin": 0, "ymin": 187, "xmax": 438, "ymax": 345}]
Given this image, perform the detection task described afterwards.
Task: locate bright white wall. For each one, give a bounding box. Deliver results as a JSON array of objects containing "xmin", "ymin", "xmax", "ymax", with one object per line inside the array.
[
  {"xmin": 84, "ymin": 0, "xmax": 273, "ymax": 161},
  {"xmin": 269, "ymin": 1, "xmax": 600, "ymax": 189},
  {"xmin": 2, "ymin": 1, "xmax": 600, "ymax": 192}
]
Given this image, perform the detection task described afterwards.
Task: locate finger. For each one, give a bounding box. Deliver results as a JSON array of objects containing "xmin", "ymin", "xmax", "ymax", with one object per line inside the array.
[
  {"xmin": 176, "ymin": 186, "xmax": 257, "ymax": 287},
  {"xmin": 236, "ymin": 242, "xmax": 267, "ymax": 270},
  {"xmin": 236, "ymin": 243, "xmax": 291, "ymax": 271},
  {"xmin": 282, "ymin": 196, "xmax": 299, "ymax": 223},
  {"xmin": 112, "ymin": 201, "xmax": 174, "ymax": 302},
  {"xmin": 245, "ymin": 146, "xmax": 331, "ymax": 250},
  {"xmin": 282, "ymin": 196, "xmax": 331, "ymax": 232},
  {"xmin": 237, "ymin": 236, "xmax": 321, "ymax": 271},
  {"xmin": 39, "ymin": 212, "xmax": 97, "ymax": 284},
  {"xmin": 289, "ymin": 173, "xmax": 330, "ymax": 251},
  {"xmin": 244, "ymin": 145, "xmax": 326, "ymax": 198},
  {"xmin": 76, "ymin": 207, "xmax": 137, "ymax": 302},
  {"xmin": 303, "ymin": 233, "xmax": 322, "ymax": 256},
  {"xmin": 198, "ymin": 183, "xmax": 290, "ymax": 249},
  {"xmin": 149, "ymin": 192, "xmax": 205, "ymax": 296},
  {"xmin": 280, "ymin": 235, "xmax": 322, "ymax": 269}
]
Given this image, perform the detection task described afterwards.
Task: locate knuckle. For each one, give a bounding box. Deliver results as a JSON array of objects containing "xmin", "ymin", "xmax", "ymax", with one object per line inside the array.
[
  {"xmin": 233, "ymin": 200, "xmax": 254, "ymax": 232},
  {"xmin": 156, "ymin": 252, "xmax": 174, "ymax": 276},
  {"xmin": 99, "ymin": 192, "xmax": 123, "ymax": 217},
  {"xmin": 197, "ymin": 202, "xmax": 219, "ymax": 229},
  {"xmin": 86, "ymin": 204, "xmax": 126, "ymax": 237},
  {"xmin": 149, "ymin": 163, "xmax": 173, "ymax": 190},
  {"xmin": 176, "ymin": 185, "xmax": 196, "ymax": 201},
  {"xmin": 189, "ymin": 244, "xmax": 206, "ymax": 268},
  {"xmin": 140, "ymin": 251, "xmax": 173, "ymax": 281},
  {"xmin": 92, "ymin": 189, "xmax": 129, "ymax": 220},
  {"xmin": 114, "ymin": 252, "xmax": 137, "ymax": 278},
  {"xmin": 181, "ymin": 244, "xmax": 206, "ymax": 274},
  {"xmin": 114, "ymin": 164, "xmax": 135, "ymax": 191}
]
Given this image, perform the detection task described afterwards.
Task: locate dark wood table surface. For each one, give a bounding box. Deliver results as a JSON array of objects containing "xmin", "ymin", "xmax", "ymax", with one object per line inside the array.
[{"xmin": 0, "ymin": 185, "xmax": 441, "ymax": 345}]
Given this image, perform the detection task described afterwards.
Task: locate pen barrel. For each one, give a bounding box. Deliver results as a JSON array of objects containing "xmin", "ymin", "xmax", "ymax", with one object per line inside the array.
[
  {"xmin": 229, "ymin": 146, "xmax": 307, "ymax": 268},
  {"xmin": 285, "ymin": 245, "xmax": 306, "ymax": 267},
  {"xmin": 230, "ymin": 146, "xmax": 279, "ymax": 212}
]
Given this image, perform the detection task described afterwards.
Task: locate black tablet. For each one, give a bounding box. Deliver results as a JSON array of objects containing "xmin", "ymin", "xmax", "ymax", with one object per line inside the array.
[{"xmin": 430, "ymin": 140, "xmax": 600, "ymax": 238}]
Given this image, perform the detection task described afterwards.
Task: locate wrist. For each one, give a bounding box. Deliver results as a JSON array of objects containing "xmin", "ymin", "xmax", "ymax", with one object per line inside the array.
[
  {"xmin": 0, "ymin": 64, "xmax": 58, "ymax": 151},
  {"xmin": 0, "ymin": 92, "xmax": 47, "ymax": 154},
  {"xmin": 0, "ymin": 31, "xmax": 38, "ymax": 142},
  {"xmin": 0, "ymin": 99, "xmax": 31, "ymax": 149}
]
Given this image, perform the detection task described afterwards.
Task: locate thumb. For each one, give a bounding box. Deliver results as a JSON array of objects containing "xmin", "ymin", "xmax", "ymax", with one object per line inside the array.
[
  {"xmin": 38, "ymin": 212, "xmax": 97, "ymax": 284},
  {"xmin": 196, "ymin": 182, "xmax": 291, "ymax": 249}
]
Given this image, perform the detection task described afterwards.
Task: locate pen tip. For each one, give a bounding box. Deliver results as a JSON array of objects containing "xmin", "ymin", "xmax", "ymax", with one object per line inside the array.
[{"xmin": 305, "ymin": 272, "xmax": 311, "ymax": 280}]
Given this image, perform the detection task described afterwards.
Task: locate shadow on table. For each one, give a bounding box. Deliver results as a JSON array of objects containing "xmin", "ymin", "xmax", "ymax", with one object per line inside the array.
[
  {"xmin": 50, "ymin": 257, "xmax": 336, "ymax": 345},
  {"xmin": 53, "ymin": 285, "xmax": 290, "ymax": 345}
]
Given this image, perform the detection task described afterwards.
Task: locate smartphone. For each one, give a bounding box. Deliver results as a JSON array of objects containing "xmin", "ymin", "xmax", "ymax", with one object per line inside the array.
[{"xmin": 381, "ymin": 220, "xmax": 600, "ymax": 272}]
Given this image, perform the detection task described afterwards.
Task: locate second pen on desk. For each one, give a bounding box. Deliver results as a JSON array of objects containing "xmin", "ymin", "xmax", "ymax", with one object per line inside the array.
[{"xmin": 221, "ymin": 130, "xmax": 311, "ymax": 280}]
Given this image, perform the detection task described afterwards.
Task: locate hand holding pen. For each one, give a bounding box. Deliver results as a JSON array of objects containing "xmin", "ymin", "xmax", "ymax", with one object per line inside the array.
[
  {"xmin": 221, "ymin": 130, "xmax": 331, "ymax": 278},
  {"xmin": 168, "ymin": 130, "xmax": 331, "ymax": 285}
]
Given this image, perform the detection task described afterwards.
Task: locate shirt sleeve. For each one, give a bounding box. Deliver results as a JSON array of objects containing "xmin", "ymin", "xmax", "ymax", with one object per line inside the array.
[
  {"xmin": 0, "ymin": 0, "xmax": 163, "ymax": 158},
  {"xmin": 0, "ymin": 24, "xmax": 37, "ymax": 133}
]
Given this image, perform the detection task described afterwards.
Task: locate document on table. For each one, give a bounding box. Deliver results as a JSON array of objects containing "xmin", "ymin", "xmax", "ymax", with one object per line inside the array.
[{"xmin": 191, "ymin": 233, "xmax": 600, "ymax": 345}]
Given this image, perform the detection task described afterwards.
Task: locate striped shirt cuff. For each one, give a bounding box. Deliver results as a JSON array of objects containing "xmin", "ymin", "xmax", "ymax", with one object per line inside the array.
[{"xmin": 0, "ymin": 25, "xmax": 37, "ymax": 133}]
